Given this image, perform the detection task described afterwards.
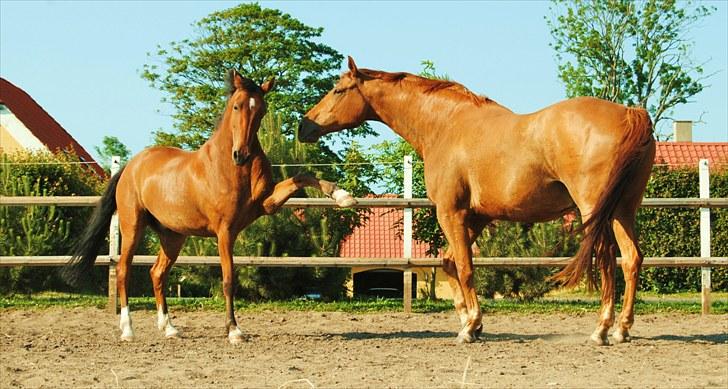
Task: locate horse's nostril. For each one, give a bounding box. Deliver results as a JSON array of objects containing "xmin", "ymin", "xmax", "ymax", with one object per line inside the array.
[{"xmin": 233, "ymin": 150, "xmax": 239, "ymax": 160}]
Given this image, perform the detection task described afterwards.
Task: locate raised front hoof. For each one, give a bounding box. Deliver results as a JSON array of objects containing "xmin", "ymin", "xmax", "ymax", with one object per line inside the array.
[
  {"xmin": 332, "ymin": 189, "xmax": 357, "ymax": 208},
  {"xmin": 612, "ymin": 330, "xmax": 631, "ymax": 344},
  {"xmin": 590, "ymin": 331, "xmax": 610, "ymax": 346}
]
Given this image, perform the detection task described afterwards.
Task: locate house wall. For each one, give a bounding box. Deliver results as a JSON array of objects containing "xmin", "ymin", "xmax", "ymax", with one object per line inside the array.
[
  {"xmin": 0, "ymin": 108, "xmax": 46, "ymax": 152},
  {"xmin": 0, "ymin": 124, "xmax": 25, "ymax": 153}
]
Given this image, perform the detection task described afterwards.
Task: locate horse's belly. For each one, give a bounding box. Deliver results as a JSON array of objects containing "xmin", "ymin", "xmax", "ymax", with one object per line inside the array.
[{"xmin": 471, "ymin": 180, "xmax": 575, "ymax": 222}]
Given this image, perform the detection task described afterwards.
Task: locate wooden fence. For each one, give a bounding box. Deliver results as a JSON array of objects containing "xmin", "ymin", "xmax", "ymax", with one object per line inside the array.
[
  {"xmin": 1, "ymin": 155, "xmax": 725, "ymax": 314},
  {"xmin": 1, "ymin": 196, "xmax": 726, "ymax": 314}
]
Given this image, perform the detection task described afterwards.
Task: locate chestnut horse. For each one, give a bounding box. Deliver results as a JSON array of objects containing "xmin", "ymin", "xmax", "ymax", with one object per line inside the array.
[
  {"xmin": 300, "ymin": 57, "xmax": 655, "ymax": 345},
  {"xmin": 67, "ymin": 70, "xmax": 355, "ymax": 344}
]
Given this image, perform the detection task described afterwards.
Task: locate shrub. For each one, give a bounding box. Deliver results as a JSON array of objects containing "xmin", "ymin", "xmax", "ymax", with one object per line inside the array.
[{"xmin": 0, "ymin": 151, "xmax": 103, "ymax": 294}]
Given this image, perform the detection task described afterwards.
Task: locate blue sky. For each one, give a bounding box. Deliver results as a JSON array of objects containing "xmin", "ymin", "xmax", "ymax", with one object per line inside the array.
[{"xmin": 1, "ymin": 1, "xmax": 726, "ymax": 163}]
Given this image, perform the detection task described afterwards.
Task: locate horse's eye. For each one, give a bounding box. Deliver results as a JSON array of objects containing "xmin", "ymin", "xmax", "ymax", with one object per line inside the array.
[
  {"xmin": 333, "ymin": 88, "xmax": 344, "ymax": 95},
  {"xmin": 233, "ymin": 105, "xmax": 239, "ymax": 111}
]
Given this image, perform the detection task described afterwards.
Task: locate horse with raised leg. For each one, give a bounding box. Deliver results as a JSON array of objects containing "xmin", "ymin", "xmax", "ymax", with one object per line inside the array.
[
  {"xmin": 299, "ymin": 57, "xmax": 655, "ymax": 345},
  {"xmin": 66, "ymin": 70, "xmax": 356, "ymax": 344}
]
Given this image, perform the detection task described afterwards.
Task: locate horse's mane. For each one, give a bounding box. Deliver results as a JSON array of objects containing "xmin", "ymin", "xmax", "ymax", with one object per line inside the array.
[{"xmin": 358, "ymin": 69, "xmax": 495, "ymax": 107}]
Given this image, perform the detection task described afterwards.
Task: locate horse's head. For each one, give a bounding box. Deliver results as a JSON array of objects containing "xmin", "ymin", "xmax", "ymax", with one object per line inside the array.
[
  {"xmin": 225, "ymin": 69, "xmax": 275, "ymax": 166},
  {"xmin": 299, "ymin": 56, "xmax": 376, "ymax": 143}
]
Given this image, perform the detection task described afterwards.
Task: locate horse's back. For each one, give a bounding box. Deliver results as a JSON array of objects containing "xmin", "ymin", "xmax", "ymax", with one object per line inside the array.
[{"xmin": 442, "ymin": 96, "xmax": 652, "ymax": 221}]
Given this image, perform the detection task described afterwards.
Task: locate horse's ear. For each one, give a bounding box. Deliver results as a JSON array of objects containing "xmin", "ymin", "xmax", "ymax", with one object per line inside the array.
[
  {"xmin": 226, "ymin": 69, "xmax": 245, "ymax": 92},
  {"xmin": 260, "ymin": 78, "xmax": 275, "ymax": 94},
  {"xmin": 232, "ymin": 70, "xmax": 245, "ymax": 90},
  {"xmin": 348, "ymin": 56, "xmax": 360, "ymax": 77}
]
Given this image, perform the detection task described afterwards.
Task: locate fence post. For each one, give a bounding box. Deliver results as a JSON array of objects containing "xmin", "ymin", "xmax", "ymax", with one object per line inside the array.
[
  {"xmin": 108, "ymin": 156, "xmax": 120, "ymax": 314},
  {"xmin": 699, "ymin": 159, "xmax": 711, "ymax": 315},
  {"xmin": 403, "ymin": 155, "xmax": 413, "ymax": 313}
]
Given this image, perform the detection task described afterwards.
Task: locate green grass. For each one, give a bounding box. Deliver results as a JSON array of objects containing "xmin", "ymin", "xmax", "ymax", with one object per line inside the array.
[{"xmin": 1, "ymin": 292, "xmax": 726, "ymax": 314}]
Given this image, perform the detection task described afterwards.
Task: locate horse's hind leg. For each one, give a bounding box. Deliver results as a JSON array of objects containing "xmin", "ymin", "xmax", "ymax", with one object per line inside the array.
[
  {"xmin": 117, "ymin": 210, "xmax": 146, "ymax": 341},
  {"xmin": 592, "ymin": 239, "xmax": 617, "ymax": 346},
  {"xmin": 150, "ymin": 230, "xmax": 186, "ymax": 338},
  {"xmin": 612, "ymin": 212, "xmax": 643, "ymax": 344}
]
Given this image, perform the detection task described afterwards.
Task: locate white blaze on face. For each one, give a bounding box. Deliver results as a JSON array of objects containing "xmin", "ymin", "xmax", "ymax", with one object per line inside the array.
[{"xmin": 249, "ymin": 97, "xmax": 256, "ymax": 109}]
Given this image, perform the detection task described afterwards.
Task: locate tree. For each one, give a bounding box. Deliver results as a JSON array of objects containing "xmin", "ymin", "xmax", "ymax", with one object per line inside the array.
[
  {"xmin": 547, "ymin": 0, "xmax": 715, "ymax": 136},
  {"xmin": 94, "ymin": 136, "xmax": 131, "ymax": 173},
  {"xmin": 141, "ymin": 3, "xmax": 370, "ymax": 149}
]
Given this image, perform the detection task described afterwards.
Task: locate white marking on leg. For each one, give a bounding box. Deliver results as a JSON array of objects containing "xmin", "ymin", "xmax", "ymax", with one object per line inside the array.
[
  {"xmin": 119, "ymin": 306, "xmax": 134, "ymax": 341},
  {"xmin": 157, "ymin": 309, "xmax": 179, "ymax": 338},
  {"xmin": 332, "ymin": 188, "xmax": 356, "ymax": 207},
  {"xmin": 228, "ymin": 326, "xmax": 244, "ymax": 344}
]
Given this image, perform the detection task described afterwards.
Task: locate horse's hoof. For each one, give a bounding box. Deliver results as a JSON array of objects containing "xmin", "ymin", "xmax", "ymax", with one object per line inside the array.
[
  {"xmin": 337, "ymin": 197, "xmax": 357, "ymax": 208},
  {"xmin": 228, "ymin": 327, "xmax": 245, "ymax": 344},
  {"xmin": 612, "ymin": 330, "xmax": 631, "ymax": 344},
  {"xmin": 590, "ymin": 331, "xmax": 609, "ymax": 346},
  {"xmin": 228, "ymin": 334, "xmax": 245, "ymax": 345},
  {"xmin": 456, "ymin": 327, "xmax": 477, "ymax": 344},
  {"xmin": 332, "ymin": 189, "xmax": 357, "ymax": 208},
  {"xmin": 474, "ymin": 324, "xmax": 483, "ymax": 340},
  {"xmin": 120, "ymin": 334, "xmax": 134, "ymax": 342},
  {"xmin": 165, "ymin": 327, "xmax": 180, "ymax": 339}
]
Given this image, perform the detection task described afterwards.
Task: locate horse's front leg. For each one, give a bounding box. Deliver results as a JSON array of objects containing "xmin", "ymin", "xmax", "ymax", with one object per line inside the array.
[
  {"xmin": 217, "ymin": 230, "xmax": 244, "ymax": 344},
  {"xmin": 437, "ymin": 207, "xmax": 482, "ymax": 344},
  {"xmin": 262, "ymin": 174, "xmax": 356, "ymax": 214}
]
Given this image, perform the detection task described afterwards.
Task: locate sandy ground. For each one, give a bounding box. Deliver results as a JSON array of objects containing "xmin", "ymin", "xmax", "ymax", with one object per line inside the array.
[{"xmin": 1, "ymin": 307, "xmax": 726, "ymax": 388}]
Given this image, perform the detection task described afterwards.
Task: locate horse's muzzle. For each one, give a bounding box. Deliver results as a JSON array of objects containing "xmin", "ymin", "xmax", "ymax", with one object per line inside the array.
[
  {"xmin": 232, "ymin": 150, "xmax": 251, "ymax": 166},
  {"xmin": 298, "ymin": 118, "xmax": 321, "ymax": 143}
]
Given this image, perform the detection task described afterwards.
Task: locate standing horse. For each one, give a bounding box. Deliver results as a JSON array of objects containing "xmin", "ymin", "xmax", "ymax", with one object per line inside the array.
[
  {"xmin": 300, "ymin": 57, "xmax": 655, "ymax": 345},
  {"xmin": 66, "ymin": 70, "xmax": 355, "ymax": 344}
]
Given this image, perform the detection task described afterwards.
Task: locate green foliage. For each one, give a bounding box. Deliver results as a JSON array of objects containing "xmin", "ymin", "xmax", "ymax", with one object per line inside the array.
[
  {"xmin": 3, "ymin": 293, "xmax": 726, "ymax": 315},
  {"xmin": 0, "ymin": 151, "xmax": 103, "ymax": 294},
  {"xmin": 547, "ymin": 0, "xmax": 715, "ymax": 136},
  {"xmin": 476, "ymin": 222, "xmax": 580, "ymax": 300},
  {"xmin": 637, "ymin": 166, "xmax": 728, "ymax": 293},
  {"xmin": 93, "ymin": 136, "xmax": 131, "ymax": 173},
  {"xmin": 141, "ymin": 3, "xmax": 370, "ymax": 149}
]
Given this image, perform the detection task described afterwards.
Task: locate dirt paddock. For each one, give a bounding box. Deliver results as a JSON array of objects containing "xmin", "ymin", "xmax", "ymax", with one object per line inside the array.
[{"xmin": 1, "ymin": 307, "xmax": 726, "ymax": 388}]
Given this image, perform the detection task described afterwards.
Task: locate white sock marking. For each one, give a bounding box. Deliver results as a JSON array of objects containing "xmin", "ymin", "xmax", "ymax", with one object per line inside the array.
[
  {"xmin": 119, "ymin": 306, "xmax": 134, "ymax": 340},
  {"xmin": 157, "ymin": 308, "xmax": 179, "ymax": 338}
]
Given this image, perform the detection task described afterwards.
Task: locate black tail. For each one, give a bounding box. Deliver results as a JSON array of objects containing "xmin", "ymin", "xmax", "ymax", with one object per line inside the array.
[{"xmin": 63, "ymin": 167, "xmax": 125, "ymax": 286}]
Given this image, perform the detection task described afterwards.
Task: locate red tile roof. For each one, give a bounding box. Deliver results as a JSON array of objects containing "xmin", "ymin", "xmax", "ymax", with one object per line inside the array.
[
  {"xmin": 0, "ymin": 78, "xmax": 105, "ymax": 176},
  {"xmin": 339, "ymin": 195, "xmax": 436, "ymax": 258},
  {"xmin": 655, "ymin": 142, "xmax": 728, "ymax": 168}
]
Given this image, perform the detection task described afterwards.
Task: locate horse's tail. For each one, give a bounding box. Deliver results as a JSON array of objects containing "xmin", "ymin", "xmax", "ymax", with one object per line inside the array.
[
  {"xmin": 553, "ymin": 106, "xmax": 654, "ymax": 291},
  {"xmin": 63, "ymin": 167, "xmax": 125, "ymax": 286}
]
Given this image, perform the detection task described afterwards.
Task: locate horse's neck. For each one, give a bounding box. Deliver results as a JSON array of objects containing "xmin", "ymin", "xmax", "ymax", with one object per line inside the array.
[
  {"xmin": 361, "ymin": 79, "xmax": 507, "ymax": 158},
  {"xmin": 360, "ymin": 80, "xmax": 435, "ymax": 156},
  {"xmin": 200, "ymin": 124, "xmax": 268, "ymax": 180}
]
